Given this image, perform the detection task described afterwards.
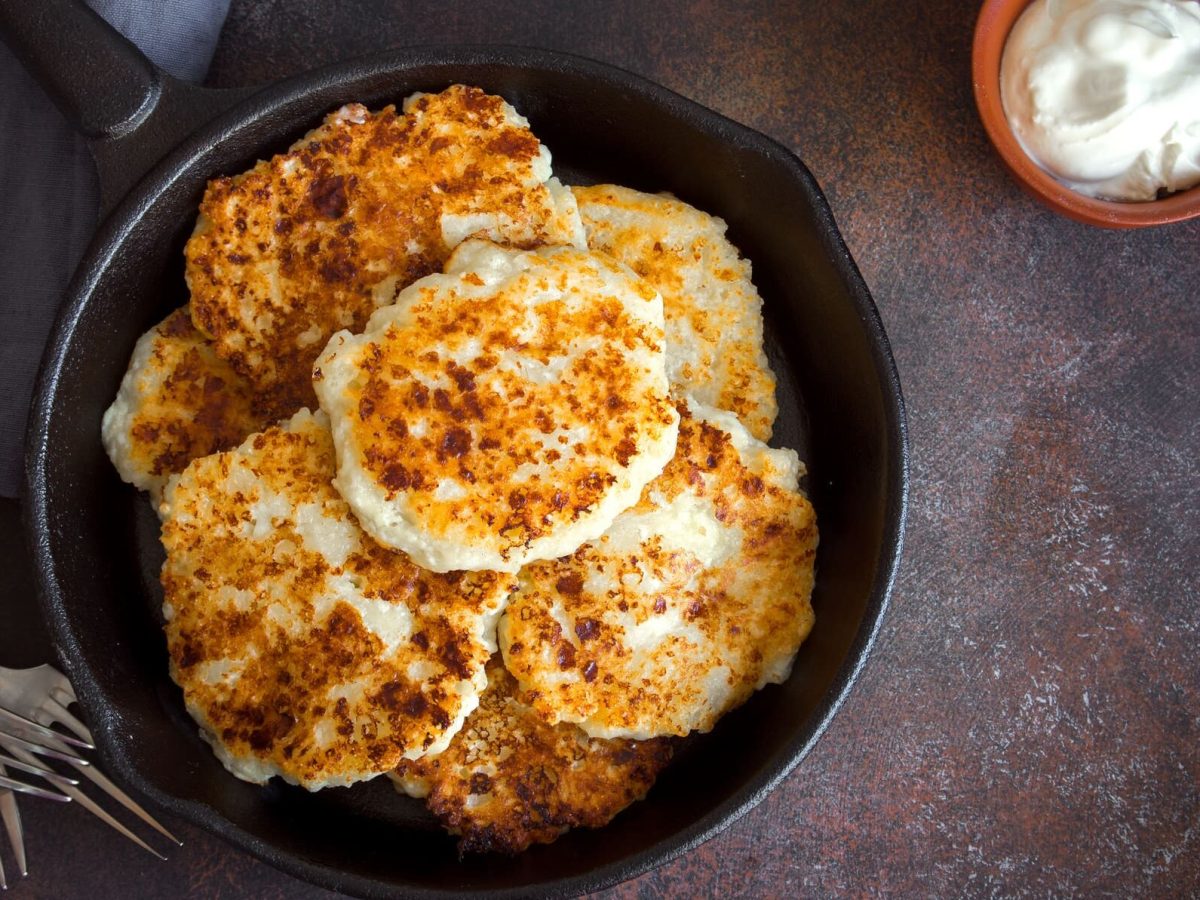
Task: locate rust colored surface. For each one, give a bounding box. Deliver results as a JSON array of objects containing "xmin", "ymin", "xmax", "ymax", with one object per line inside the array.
[{"xmin": 3, "ymin": 0, "xmax": 1197, "ymax": 897}]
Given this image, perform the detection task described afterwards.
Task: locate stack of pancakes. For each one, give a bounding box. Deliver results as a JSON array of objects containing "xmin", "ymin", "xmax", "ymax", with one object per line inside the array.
[{"xmin": 101, "ymin": 86, "xmax": 817, "ymax": 853}]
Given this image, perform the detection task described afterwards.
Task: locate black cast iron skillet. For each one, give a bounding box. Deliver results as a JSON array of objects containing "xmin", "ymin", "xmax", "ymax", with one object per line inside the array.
[{"xmin": 3, "ymin": 0, "xmax": 908, "ymax": 896}]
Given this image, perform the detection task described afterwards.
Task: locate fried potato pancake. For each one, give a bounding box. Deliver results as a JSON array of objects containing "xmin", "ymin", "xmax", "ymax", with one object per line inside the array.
[
  {"xmin": 159, "ymin": 409, "xmax": 516, "ymax": 790},
  {"xmin": 391, "ymin": 658, "xmax": 672, "ymax": 853},
  {"xmin": 186, "ymin": 86, "xmax": 586, "ymax": 417},
  {"xmin": 572, "ymin": 184, "xmax": 778, "ymax": 440},
  {"xmin": 499, "ymin": 398, "xmax": 816, "ymax": 740},
  {"xmin": 101, "ymin": 307, "xmax": 267, "ymax": 503},
  {"xmin": 314, "ymin": 240, "xmax": 679, "ymax": 574}
]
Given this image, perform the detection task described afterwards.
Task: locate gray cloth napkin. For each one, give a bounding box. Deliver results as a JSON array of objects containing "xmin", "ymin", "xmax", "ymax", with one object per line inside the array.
[{"xmin": 0, "ymin": 0, "xmax": 231, "ymax": 498}]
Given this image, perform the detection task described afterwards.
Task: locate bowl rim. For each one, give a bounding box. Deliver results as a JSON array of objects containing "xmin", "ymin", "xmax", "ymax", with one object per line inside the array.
[{"xmin": 972, "ymin": 0, "xmax": 1200, "ymax": 228}]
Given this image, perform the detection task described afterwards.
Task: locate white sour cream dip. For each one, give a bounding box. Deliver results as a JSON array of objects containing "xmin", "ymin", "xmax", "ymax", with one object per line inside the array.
[{"xmin": 1000, "ymin": 0, "xmax": 1200, "ymax": 201}]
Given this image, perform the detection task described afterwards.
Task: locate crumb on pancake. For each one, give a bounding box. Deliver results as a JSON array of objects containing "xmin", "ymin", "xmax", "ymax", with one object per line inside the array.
[
  {"xmin": 573, "ymin": 184, "xmax": 778, "ymax": 441},
  {"xmin": 185, "ymin": 86, "xmax": 586, "ymax": 418},
  {"xmin": 159, "ymin": 409, "xmax": 517, "ymax": 790},
  {"xmin": 313, "ymin": 239, "xmax": 680, "ymax": 574},
  {"xmin": 499, "ymin": 398, "xmax": 816, "ymax": 740},
  {"xmin": 391, "ymin": 658, "xmax": 672, "ymax": 853},
  {"xmin": 101, "ymin": 307, "xmax": 268, "ymax": 504}
]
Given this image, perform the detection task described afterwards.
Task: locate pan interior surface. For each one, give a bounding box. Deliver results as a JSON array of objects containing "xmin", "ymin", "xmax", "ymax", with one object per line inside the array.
[{"xmin": 28, "ymin": 50, "xmax": 905, "ymax": 898}]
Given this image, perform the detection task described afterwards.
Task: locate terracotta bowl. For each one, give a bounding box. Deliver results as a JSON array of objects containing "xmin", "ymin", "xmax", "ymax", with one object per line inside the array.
[{"xmin": 972, "ymin": 0, "xmax": 1200, "ymax": 228}]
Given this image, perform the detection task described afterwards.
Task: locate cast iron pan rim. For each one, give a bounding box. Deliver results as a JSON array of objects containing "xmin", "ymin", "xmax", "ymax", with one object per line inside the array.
[{"xmin": 25, "ymin": 43, "xmax": 908, "ymax": 898}]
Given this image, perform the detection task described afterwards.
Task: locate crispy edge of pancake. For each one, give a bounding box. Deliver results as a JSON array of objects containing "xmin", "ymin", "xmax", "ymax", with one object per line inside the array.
[
  {"xmin": 573, "ymin": 183, "xmax": 778, "ymax": 441},
  {"xmin": 391, "ymin": 658, "xmax": 672, "ymax": 853},
  {"xmin": 101, "ymin": 306, "xmax": 267, "ymax": 505}
]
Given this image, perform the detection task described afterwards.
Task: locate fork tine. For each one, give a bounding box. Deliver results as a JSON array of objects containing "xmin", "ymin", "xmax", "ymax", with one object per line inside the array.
[
  {"xmin": 45, "ymin": 678, "xmax": 98, "ymax": 746},
  {"xmin": 0, "ymin": 788, "xmax": 26, "ymax": 877},
  {"xmin": 0, "ymin": 836, "xmax": 6, "ymax": 890},
  {"xmin": 51, "ymin": 781, "xmax": 165, "ymax": 860},
  {"xmin": 41, "ymin": 698, "xmax": 93, "ymax": 746},
  {"xmin": 13, "ymin": 700, "xmax": 180, "ymax": 849},
  {"xmin": 0, "ymin": 754, "xmax": 79, "ymax": 788},
  {"xmin": 0, "ymin": 742, "xmax": 165, "ymax": 860},
  {"xmin": 49, "ymin": 684, "xmax": 74, "ymax": 706},
  {"xmin": 0, "ymin": 705, "xmax": 92, "ymax": 751},
  {"xmin": 0, "ymin": 774, "xmax": 69, "ymax": 803},
  {"xmin": 0, "ymin": 731, "xmax": 89, "ymax": 767},
  {"xmin": 7, "ymin": 721, "xmax": 179, "ymax": 846},
  {"xmin": 67, "ymin": 761, "xmax": 181, "ymax": 846}
]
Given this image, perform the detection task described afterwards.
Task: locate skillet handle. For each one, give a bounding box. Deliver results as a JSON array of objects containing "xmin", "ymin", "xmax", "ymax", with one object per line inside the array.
[
  {"xmin": 0, "ymin": 0, "xmax": 158, "ymax": 140},
  {"xmin": 0, "ymin": 0, "xmax": 256, "ymax": 214}
]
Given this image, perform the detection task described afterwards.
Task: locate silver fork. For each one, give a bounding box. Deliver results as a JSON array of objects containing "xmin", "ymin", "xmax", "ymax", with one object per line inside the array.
[
  {"xmin": 0, "ymin": 704, "xmax": 84, "ymax": 890},
  {"xmin": 0, "ymin": 664, "xmax": 182, "ymax": 885}
]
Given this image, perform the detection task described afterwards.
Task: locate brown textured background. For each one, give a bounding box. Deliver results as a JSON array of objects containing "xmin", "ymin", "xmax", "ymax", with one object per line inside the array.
[{"xmin": 3, "ymin": 0, "xmax": 1199, "ymax": 896}]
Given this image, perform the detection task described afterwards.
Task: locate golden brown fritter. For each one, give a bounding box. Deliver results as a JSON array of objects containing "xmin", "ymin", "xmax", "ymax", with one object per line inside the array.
[
  {"xmin": 313, "ymin": 240, "xmax": 679, "ymax": 573},
  {"xmin": 392, "ymin": 658, "xmax": 672, "ymax": 853},
  {"xmin": 159, "ymin": 409, "xmax": 517, "ymax": 790},
  {"xmin": 573, "ymin": 184, "xmax": 778, "ymax": 440},
  {"xmin": 499, "ymin": 399, "xmax": 817, "ymax": 739},
  {"xmin": 101, "ymin": 307, "xmax": 268, "ymax": 502},
  {"xmin": 185, "ymin": 86, "xmax": 586, "ymax": 417}
]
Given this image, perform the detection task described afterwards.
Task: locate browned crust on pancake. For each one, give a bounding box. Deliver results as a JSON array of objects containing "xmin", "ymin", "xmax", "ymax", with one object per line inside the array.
[
  {"xmin": 116, "ymin": 308, "xmax": 268, "ymax": 484},
  {"xmin": 160, "ymin": 411, "xmax": 515, "ymax": 788},
  {"xmin": 352, "ymin": 287, "xmax": 663, "ymax": 542},
  {"xmin": 393, "ymin": 659, "xmax": 672, "ymax": 853}
]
